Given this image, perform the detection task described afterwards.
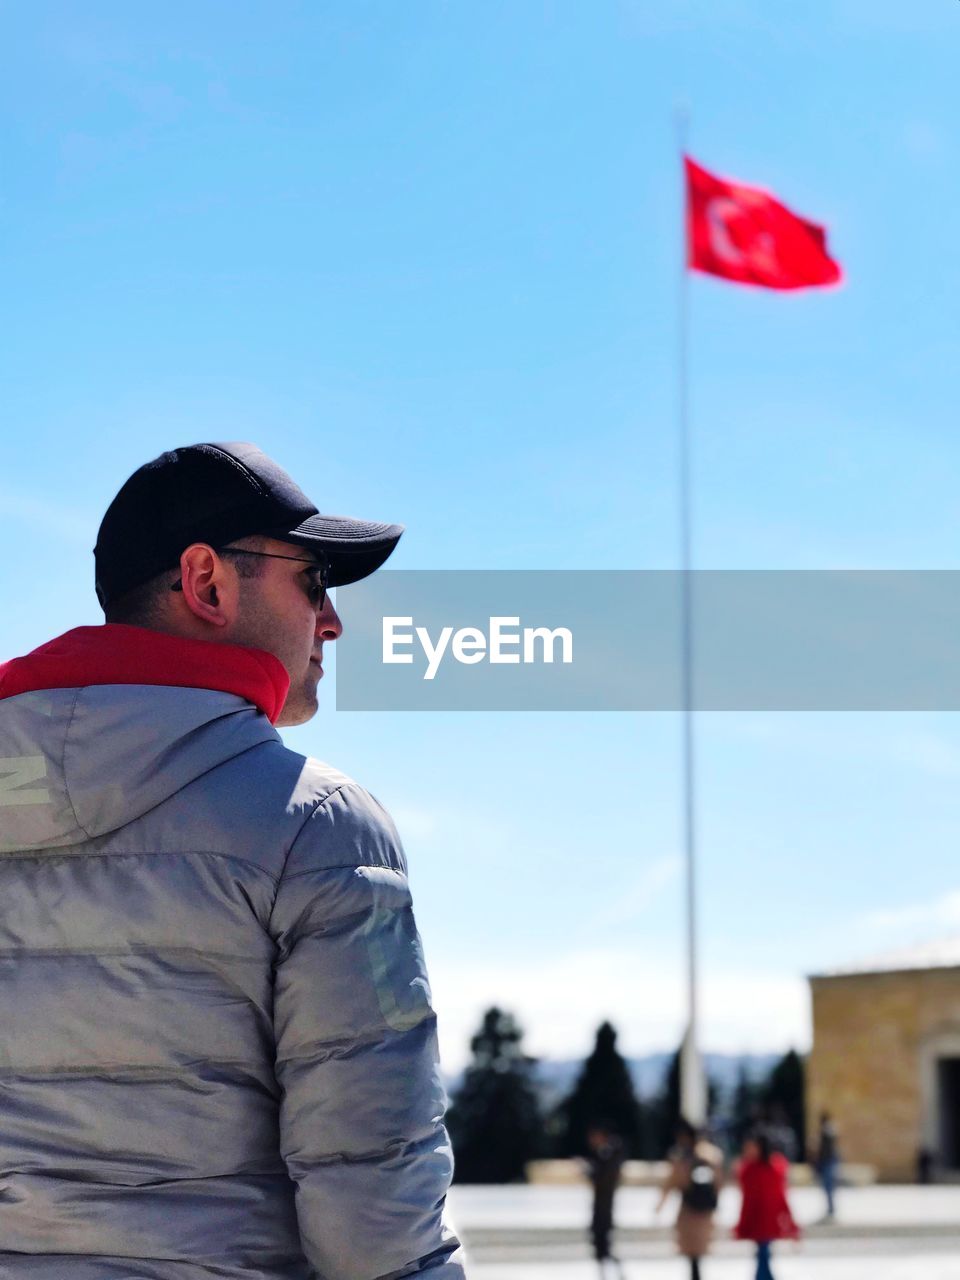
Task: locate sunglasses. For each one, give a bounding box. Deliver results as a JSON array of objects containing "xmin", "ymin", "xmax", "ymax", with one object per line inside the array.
[{"xmin": 170, "ymin": 547, "xmax": 330, "ymax": 609}]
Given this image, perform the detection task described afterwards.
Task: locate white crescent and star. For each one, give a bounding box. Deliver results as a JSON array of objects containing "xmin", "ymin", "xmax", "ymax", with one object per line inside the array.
[{"xmin": 705, "ymin": 195, "xmax": 779, "ymax": 274}]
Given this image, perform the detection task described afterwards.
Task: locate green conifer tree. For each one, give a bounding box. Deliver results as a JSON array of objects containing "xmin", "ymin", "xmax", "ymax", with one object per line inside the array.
[
  {"xmin": 648, "ymin": 1046, "xmax": 721, "ymax": 1157},
  {"xmin": 556, "ymin": 1021, "xmax": 643, "ymax": 1156},
  {"xmin": 730, "ymin": 1061, "xmax": 766, "ymax": 1150},
  {"xmin": 446, "ymin": 1007, "xmax": 543, "ymax": 1183},
  {"xmin": 765, "ymin": 1049, "xmax": 806, "ymax": 1157}
]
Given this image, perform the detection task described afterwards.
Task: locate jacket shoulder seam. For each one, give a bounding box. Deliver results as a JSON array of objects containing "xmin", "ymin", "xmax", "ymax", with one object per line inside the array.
[
  {"xmin": 275, "ymin": 780, "xmax": 353, "ymax": 880},
  {"xmin": 267, "ymin": 780, "xmax": 357, "ymax": 925}
]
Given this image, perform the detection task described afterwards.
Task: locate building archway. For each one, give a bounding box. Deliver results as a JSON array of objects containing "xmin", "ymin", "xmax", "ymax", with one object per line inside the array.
[{"xmin": 920, "ymin": 1028, "xmax": 960, "ymax": 1179}]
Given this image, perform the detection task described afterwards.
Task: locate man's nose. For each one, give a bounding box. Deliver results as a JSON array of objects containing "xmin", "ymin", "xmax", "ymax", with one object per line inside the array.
[{"xmin": 316, "ymin": 594, "xmax": 342, "ymax": 641}]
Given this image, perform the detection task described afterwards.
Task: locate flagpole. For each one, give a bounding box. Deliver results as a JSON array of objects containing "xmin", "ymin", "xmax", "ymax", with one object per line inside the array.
[{"xmin": 675, "ymin": 105, "xmax": 706, "ymax": 1129}]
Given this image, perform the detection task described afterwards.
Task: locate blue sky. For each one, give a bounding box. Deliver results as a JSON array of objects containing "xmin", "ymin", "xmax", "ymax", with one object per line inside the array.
[{"xmin": 2, "ymin": 2, "xmax": 959, "ymax": 1070}]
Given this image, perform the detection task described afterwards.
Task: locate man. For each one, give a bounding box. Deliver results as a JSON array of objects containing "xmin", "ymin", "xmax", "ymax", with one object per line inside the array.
[
  {"xmin": 0, "ymin": 442, "xmax": 465, "ymax": 1279},
  {"xmin": 584, "ymin": 1123, "xmax": 625, "ymax": 1279},
  {"xmin": 813, "ymin": 1110, "xmax": 840, "ymax": 1223}
]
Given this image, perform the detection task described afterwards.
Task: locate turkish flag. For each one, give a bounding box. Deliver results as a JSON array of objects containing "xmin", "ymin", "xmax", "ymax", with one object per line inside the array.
[{"xmin": 686, "ymin": 156, "xmax": 842, "ymax": 290}]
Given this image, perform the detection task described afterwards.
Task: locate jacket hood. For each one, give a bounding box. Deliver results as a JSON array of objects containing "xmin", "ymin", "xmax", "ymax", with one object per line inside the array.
[{"xmin": 0, "ymin": 626, "xmax": 290, "ymax": 850}]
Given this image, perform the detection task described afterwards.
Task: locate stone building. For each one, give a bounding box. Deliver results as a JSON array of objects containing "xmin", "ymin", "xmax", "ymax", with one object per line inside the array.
[{"xmin": 808, "ymin": 940, "xmax": 960, "ymax": 1182}]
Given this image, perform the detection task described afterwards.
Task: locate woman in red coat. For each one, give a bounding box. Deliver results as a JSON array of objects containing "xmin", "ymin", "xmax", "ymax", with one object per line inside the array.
[{"xmin": 734, "ymin": 1130, "xmax": 800, "ymax": 1280}]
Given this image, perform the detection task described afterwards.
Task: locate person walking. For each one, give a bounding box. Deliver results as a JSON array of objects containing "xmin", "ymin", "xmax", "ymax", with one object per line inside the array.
[
  {"xmin": 813, "ymin": 1110, "xmax": 841, "ymax": 1221},
  {"xmin": 585, "ymin": 1124, "xmax": 626, "ymax": 1278},
  {"xmin": 0, "ymin": 442, "xmax": 464, "ymax": 1279},
  {"xmin": 734, "ymin": 1129, "xmax": 800, "ymax": 1280},
  {"xmin": 657, "ymin": 1118, "xmax": 724, "ymax": 1280}
]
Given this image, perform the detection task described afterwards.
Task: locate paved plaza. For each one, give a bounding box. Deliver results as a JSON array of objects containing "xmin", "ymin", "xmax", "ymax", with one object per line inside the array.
[
  {"xmin": 449, "ymin": 1181, "xmax": 960, "ymax": 1235},
  {"xmin": 470, "ymin": 1246, "xmax": 960, "ymax": 1279},
  {"xmin": 449, "ymin": 1184, "xmax": 960, "ymax": 1277}
]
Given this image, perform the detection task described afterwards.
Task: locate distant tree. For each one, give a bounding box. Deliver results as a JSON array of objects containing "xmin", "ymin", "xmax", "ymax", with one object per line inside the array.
[
  {"xmin": 446, "ymin": 1007, "xmax": 543, "ymax": 1183},
  {"xmin": 647, "ymin": 1045, "xmax": 720, "ymax": 1157},
  {"xmin": 650, "ymin": 1046, "xmax": 682, "ymax": 1156},
  {"xmin": 729, "ymin": 1061, "xmax": 766, "ymax": 1150},
  {"xmin": 765, "ymin": 1049, "xmax": 806, "ymax": 1158},
  {"xmin": 555, "ymin": 1022, "xmax": 644, "ymax": 1157}
]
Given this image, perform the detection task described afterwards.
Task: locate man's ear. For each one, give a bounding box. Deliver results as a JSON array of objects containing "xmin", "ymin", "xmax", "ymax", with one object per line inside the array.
[{"xmin": 177, "ymin": 543, "xmax": 235, "ymax": 629}]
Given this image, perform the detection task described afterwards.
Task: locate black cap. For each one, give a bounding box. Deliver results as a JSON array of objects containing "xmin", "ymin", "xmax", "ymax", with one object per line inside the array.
[{"xmin": 94, "ymin": 442, "xmax": 404, "ymax": 610}]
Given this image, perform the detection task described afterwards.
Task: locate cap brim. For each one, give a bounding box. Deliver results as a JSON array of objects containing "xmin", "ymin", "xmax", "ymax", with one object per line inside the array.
[{"xmin": 267, "ymin": 513, "xmax": 404, "ymax": 587}]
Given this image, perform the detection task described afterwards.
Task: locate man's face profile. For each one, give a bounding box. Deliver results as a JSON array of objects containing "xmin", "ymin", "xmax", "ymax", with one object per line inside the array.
[{"xmin": 224, "ymin": 537, "xmax": 343, "ymax": 726}]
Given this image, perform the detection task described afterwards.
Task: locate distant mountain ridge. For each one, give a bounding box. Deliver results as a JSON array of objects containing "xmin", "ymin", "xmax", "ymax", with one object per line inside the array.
[
  {"xmin": 445, "ymin": 1050, "xmax": 782, "ymax": 1103},
  {"xmin": 535, "ymin": 1051, "xmax": 782, "ymax": 1106}
]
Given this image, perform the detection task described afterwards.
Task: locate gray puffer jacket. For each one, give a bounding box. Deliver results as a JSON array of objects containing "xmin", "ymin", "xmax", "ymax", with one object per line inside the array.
[{"xmin": 0, "ymin": 626, "xmax": 464, "ymax": 1280}]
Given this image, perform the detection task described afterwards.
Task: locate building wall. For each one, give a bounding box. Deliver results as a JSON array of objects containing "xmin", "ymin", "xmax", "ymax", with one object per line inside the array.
[{"xmin": 808, "ymin": 967, "xmax": 960, "ymax": 1182}]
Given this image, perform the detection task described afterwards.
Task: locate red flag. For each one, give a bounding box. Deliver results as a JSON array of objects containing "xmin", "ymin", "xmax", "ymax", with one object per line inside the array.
[{"xmin": 685, "ymin": 156, "xmax": 842, "ymax": 291}]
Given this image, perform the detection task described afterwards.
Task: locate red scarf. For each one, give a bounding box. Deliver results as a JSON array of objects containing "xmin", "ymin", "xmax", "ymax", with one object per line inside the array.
[{"xmin": 0, "ymin": 625, "xmax": 290, "ymax": 725}]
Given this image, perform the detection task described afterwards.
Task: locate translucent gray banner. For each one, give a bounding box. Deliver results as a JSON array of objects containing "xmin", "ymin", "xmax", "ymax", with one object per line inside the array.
[{"xmin": 334, "ymin": 570, "xmax": 960, "ymax": 711}]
